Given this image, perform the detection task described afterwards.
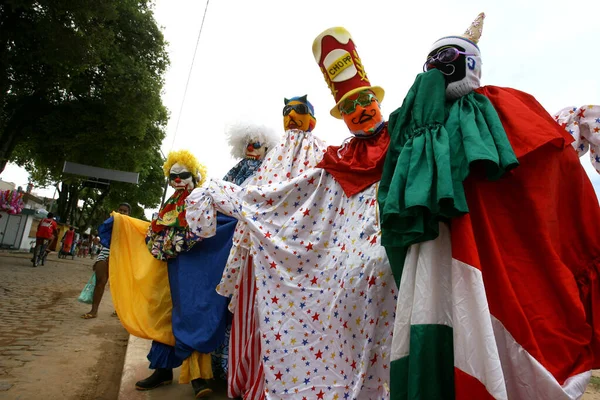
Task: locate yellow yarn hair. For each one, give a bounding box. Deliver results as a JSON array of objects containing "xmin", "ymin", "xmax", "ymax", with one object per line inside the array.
[{"xmin": 162, "ymin": 150, "xmax": 207, "ymax": 186}]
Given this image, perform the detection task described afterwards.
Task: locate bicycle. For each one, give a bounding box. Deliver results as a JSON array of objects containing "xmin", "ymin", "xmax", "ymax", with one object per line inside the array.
[{"xmin": 32, "ymin": 238, "xmax": 51, "ymax": 267}]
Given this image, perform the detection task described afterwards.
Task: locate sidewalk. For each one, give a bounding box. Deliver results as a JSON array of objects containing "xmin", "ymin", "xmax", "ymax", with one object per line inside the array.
[{"xmin": 118, "ymin": 336, "xmax": 229, "ymax": 399}]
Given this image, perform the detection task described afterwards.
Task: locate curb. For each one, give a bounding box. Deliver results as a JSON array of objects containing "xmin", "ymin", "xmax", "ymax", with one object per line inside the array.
[
  {"xmin": 118, "ymin": 335, "xmax": 230, "ymax": 399},
  {"xmin": 117, "ymin": 336, "xmax": 191, "ymax": 399}
]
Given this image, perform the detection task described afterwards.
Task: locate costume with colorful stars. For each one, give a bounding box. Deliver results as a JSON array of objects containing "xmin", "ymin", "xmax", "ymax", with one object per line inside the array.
[
  {"xmin": 554, "ymin": 105, "xmax": 600, "ymax": 174},
  {"xmin": 218, "ymin": 100, "xmax": 324, "ymax": 400},
  {"xmin": 378, "ymin": 13, "xmax": 600, "ymax": 400},
  {"xmin": 186, "ymin": 29, "xmax": 396, "ymax": 399}
]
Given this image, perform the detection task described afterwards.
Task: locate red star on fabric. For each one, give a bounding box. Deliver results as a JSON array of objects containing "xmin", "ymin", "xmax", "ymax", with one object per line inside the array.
[
  {"xmin": 316, "ymin": 390, "xmax": 325, "ymax": 399},
  {"xmin": 310, "ymin": 276, "xmax": 318, "ymax": 285},
  {"xmin": 305, "ymin": 242, "xmax": 313, "ymax": 251},
  {"xmin": 270, "ymin": 261, "xmax": 277, "ymax": 269},
  {"xmin": 266, "ymin": 198, "xmax": 274, "ymax": 206},
  {"xmin": 271, "ymin": 296, "xmax": 279, "ymax": 304},
  {"xmin": 314, "ymin": 350, "xmax": 323, "ymax": 359},
  {"xmin": 368, "ymin": 276, "xmax": 377, "ymax": 287},
  {"xmin": 275, "ymin": 371, "xmax": 283, "ymax": 380},
  {"xmin": 370, "ymin": 353, "xmax": 378, "ymax": 366},
  {"xmin": 265, "ymin": 231, "xmax": 272, "ymax": 238},
  {"xmin": 303, "ymin": 208, "xmax": 311, "ymax": 217},
  {"xmin": 312, "ymin": 312, "xmax": 320, "ymax": 321}
]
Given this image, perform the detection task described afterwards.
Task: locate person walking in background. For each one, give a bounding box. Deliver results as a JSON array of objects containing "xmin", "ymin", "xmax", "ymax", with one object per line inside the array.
[
  {"xmin": 81, "ymin": 235, "xmax": 90, "ymax": 258},
  {"xmin": 81, "ymin": 203, "xmax": 131, "ymax": 319},
  {"xmin": 90, "ymin": 235, "xmax": 100, "ymax": 259},
  {"xmin": 60, "ymin": 226, "xmax": 75, "ymax": 258}
]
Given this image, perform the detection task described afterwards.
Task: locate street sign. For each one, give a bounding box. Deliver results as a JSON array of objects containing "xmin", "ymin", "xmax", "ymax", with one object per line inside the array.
[{"xmin": 62, "ymin": 162, "xmax": 139, "ymax": 184}]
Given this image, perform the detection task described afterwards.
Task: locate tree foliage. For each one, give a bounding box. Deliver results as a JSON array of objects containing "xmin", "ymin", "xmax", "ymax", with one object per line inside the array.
[{"xmin": 0, "ymin": 0, "xmax": 170, "ymax": 228}]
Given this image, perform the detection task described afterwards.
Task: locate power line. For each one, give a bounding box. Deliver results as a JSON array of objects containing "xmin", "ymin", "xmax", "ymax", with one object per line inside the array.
[{"xmin": 168, "ymin": 0, "xmax": 210, "ymax": 152}]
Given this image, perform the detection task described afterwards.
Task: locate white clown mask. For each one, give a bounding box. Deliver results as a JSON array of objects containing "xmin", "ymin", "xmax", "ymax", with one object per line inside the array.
[
  {"xmin": 245, "ymin": 139, "xmax": 268, "ymax": 160},
  {"xmin": 169, "ymin": 163, "xmax": 196, "ymax": 190}
]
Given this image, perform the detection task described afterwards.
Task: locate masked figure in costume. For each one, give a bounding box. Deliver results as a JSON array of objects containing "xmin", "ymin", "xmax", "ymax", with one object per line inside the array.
[
  {"xmin": 208, "ymin": 123, "xmax": 278, "ymax": 387},
  {"xmin": 378, "ymin": 13, "xmax": 600, "ymax": 399},
  {"xmin": 99, "ymin": 150, "xmax": 237, "ymax": 399},
  {"xmin": 187, "ymin": 97, "xmax": 326, "ymax": 399},
  {"xmin": 554, "ymin": 105, "xmax": 600, "ymax": 174},
  {"xmin": 282, "ymin": 94, "xmax": 317, "ymax": 132},
  {"xmin": 244, "ymin": 95, "xmax": 324, "ymax": 186},
  {"xmin": 222, "ymin": 123, "xmax": 278, "ymax": 186},
  {"xmin": 146, "ymin": 150, "xmax": 205, "ymax": 260},
  {"xmin": 186, "ymin": 29, "xmax": 397, "ymax": 399}
]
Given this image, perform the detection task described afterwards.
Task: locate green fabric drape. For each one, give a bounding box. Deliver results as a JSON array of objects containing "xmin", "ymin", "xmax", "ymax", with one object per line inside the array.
[{"xmin": 378, "ymin": 70, "xmax": 518, "ymax": 282}]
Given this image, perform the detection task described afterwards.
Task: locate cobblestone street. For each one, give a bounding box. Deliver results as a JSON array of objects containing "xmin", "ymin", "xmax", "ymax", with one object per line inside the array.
[{"xmin": 0, "ymin": 251, "xmax": 128, "ymax": 400}]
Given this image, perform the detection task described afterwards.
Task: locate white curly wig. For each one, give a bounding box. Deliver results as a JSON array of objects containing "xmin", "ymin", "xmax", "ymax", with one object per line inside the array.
[{"xmin": 225, "ymin": 122, "xmax": 280, "ymax": 160}]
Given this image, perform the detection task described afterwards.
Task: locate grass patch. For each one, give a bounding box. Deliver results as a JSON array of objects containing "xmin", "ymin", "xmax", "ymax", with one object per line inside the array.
[{"xmin": 590, "ymin": 375, "xmax": 600, "ymax": 390}]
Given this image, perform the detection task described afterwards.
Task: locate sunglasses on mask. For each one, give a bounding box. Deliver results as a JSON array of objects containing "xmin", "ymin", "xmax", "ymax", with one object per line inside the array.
[
  {"xmin": 283, "ymin": 103, "xmax": 309, "ymax": 116},
  {"xmin": 339, "ymin": 91, "xmax": 376, "ymax": 115},
  {"xmin": 169, "ymin": 172, "xmax": 192, "ymax": 180},
  {"xmin": 247, "ymin": 142, "xmax": 262, "ymax": 149},
  {"xmin": 423, "ymin": 47, "xmax": 475, "ymax": 72}
]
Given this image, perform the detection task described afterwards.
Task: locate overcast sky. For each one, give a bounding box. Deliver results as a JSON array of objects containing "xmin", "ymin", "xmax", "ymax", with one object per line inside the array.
[{"xmin": 2, "ymin": 0, "xmax": 599, "ymax": 214}]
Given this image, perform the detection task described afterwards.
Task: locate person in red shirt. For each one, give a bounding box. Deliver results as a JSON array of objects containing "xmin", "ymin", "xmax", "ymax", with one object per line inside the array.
[
  {"xmin": 32, "ymin": 212, "xmax": 58, "ymax": 266},
  {"xmin": 61, "ymin": 226, "xmax": 75, "ymax": 255}
]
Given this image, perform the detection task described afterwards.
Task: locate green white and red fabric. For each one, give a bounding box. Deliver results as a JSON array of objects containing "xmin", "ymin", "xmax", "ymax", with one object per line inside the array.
[{"xmin": 380, "ymin": 70, "xmax": 600, "ymax": 399}]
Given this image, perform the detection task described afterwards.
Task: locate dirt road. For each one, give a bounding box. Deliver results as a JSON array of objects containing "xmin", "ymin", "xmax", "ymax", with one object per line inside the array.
[{"xmin": 0, "ymin": 252, "xmax": 128, "ymax": 400}]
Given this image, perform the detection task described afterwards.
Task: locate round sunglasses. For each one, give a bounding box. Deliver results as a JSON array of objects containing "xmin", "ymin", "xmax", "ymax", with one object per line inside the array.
[
  {"xmin": 423, "ymin": 47, "xmax": 475, "ymax": 72},
  {"xmin": 339, "ymin": 91, "xmax": 376, "ymax": 115}
]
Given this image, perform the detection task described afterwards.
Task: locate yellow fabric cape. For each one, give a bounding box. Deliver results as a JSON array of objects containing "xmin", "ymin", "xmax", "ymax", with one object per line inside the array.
[{"xmin": 108, "ymin": 212, "xmax": 175, "ymax": 346}]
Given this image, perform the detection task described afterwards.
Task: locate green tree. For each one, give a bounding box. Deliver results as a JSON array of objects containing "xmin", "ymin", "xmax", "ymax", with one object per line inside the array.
[{"xmin": 0, "ymin": 0, "xmax": 170, "ymax": 224}]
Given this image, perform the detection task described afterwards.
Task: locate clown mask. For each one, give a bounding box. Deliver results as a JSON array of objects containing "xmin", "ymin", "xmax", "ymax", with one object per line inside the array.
[
  {"xmin": 169, "ymin": 163, "xmax": 196, "ymax": 191},
  {"xmin": 283, "ymin": 96, "xmax": 316, "ymax": 132},
  {"xmin": 339, "ymin": 90, "xmax": 384, "ymax": 137},
  {"xmin": 245, "ymin": 140, "xmax": 267, "ymax": 160},
  {"xmin": 424, "ymin": 41, "xmax": 481, "ymax": 100}
]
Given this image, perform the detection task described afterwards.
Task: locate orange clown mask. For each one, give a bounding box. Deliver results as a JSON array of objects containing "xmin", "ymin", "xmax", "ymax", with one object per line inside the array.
[
  {"xmin": 339, "ymin": 90, "xmax": 384, "ymax": 137},
  {"xmin": 283, "ymin": 95, "xmax": 317, "ymax": 132}
]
